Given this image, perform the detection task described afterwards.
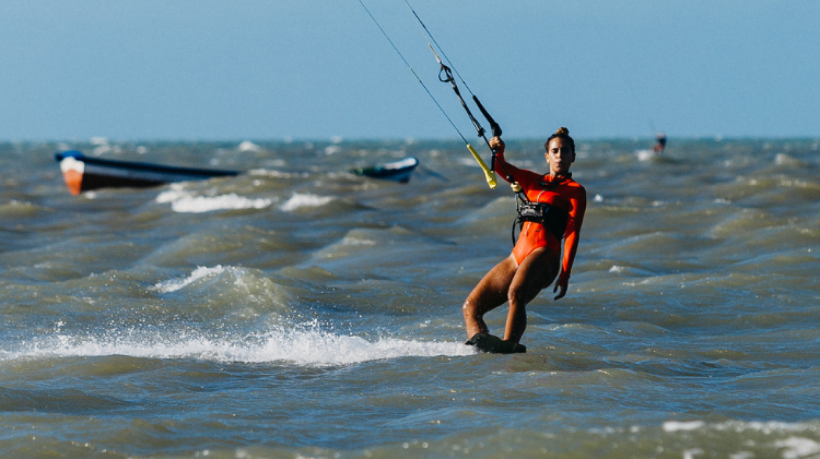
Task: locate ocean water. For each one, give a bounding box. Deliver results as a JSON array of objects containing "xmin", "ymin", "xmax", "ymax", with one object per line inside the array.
[{"xmin": 1, "ymin": 137, "xmax": 819, "ymax": 458}]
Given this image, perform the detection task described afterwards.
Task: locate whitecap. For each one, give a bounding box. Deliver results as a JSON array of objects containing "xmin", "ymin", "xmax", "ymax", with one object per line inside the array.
[
  {"xmin": 280, "ymin": 193, "xmax": 334, "ymax": 212},
  {"xmin": 662, "ymin": 420, "xmax": 705, "ymax": 432},
  {"xmin": 155, "ymin": 186, "xmax": 272, "ymax": 213},
  {"xmin": 341, "ymin": 236, "xmax": 376, "ymax": 246},
  {"xmin": 774, "ymin": 153, "xmax": 804, "ymax": 167},
  {"xmin": 635, "ymin": 149, "xmax": 655, "ymax": 162},
  {"xmin": 152, "ymin": 265, "xmax": 226, "ymax": 293},
  {"xmin": 248, "ymin": 168, "xmax": 305, "ymax": 178},
  {"xmin": 238, "ymin": 140, "xmax": 261, "ymax": 152},
  {"xmin": 169, "ymin": 193, "xmax": 272, "ymax": 213},
  {"xmin": 774, "ymin": 437, "xmax": 820, "ymax": 459},
  {"xmin": 155, "ymin": 184, "xmax": 189, "ymax": 204}
]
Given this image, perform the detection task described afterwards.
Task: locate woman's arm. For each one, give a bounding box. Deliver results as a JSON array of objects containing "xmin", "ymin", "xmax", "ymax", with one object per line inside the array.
[
  {"xmin": 489, "ymin": 137, "xmax": 528, "ymax": 186},
  {"xmin": 553, "ymin": 185, "xmax": 587, "ymax": 300}
]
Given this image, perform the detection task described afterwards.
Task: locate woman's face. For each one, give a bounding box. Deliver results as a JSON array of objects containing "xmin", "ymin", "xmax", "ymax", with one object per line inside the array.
[{"xmin": 545, "ymin": 137, "xmax": 574, "ymax": 176}]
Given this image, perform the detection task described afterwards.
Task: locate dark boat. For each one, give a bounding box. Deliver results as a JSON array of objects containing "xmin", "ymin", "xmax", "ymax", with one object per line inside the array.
[
  {"xmin": 352, "ymin": 157, "xmax": 419, "ymax": 183},
  {"xmin": 55, "ymin": 150, "xmax": 240, "ymax": 195}
]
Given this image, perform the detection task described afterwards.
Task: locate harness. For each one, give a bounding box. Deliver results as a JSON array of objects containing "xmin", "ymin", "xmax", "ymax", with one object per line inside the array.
[{"xmin": 511, "ymin": 179, "xmax": 570, "ymax": 246}]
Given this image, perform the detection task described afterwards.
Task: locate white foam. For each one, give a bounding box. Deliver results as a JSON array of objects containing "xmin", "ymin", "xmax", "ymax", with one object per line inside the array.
[
  {"xmin": 775, "ymin": 437, "xmax": 820, "ymax": 459},
  {"xmin": 712, "ymin": 420, "xmax": 820, "ymax": 435},
  {"xmin": 152, "ymin": 265, "xmax": 226, "ymax": 293},
  {"xmin": 635, "ymin": 149, "xmax": 655, "ymax": 162},
  {"xmin": 238, "ymin": 140, "xmax": 261, "ymax": 152},
  {"xmin": 774, "ymin": 153, "xmax": 804, "ymax": 167},
  {"xmin": 661, "ymin": 420, "xmax": 820, "ymax": 437},
  {"xmin": 0, "ymin": 325, "xmax": 475, "ymax": 366},
  {"xmin": 280, "ymin": 193, "xmax": 334, "ymax": 212},
  {"xmin": 341, "ymin": 236, "xmax": 376, "ymax": 246},
  {"xmin": 155, "ymin": 186, "xmax": 272, "ymax": 213},
  {"xmin": 170, "ymin": 194, "xmax": 272, "ymax": 213},
  {"xmin": 155, "ymin": 183, "xmax": 187, "ymax": 203},
  {"xmin": 248, "ymin": 169, "xmax": 306, "ymax": 178},
  {"xmin": 663, "ymin": 420, "xmax": 705, "ymax": 432}
]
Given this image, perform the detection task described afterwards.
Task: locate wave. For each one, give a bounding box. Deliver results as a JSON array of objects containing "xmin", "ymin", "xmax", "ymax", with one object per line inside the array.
[
  {"xmin": 237, "ymin": 140, "xmax": 261, "ymax": 152},
  {"xmin": 151, "ymin": 265, "xmax": 226, "ymax": 293},
  {"xmin": 280, "ymin": 193, "xmax": 335, "ymax": 212},
  {"xmin": 155, "ymin": 185, "xmax": 273, "ymax": 213}
]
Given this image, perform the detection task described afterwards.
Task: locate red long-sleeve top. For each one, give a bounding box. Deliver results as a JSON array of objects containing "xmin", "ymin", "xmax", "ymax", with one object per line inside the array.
[{"xmin": 495, "ymin": 150, "xmax": 587, "ymax": 283}]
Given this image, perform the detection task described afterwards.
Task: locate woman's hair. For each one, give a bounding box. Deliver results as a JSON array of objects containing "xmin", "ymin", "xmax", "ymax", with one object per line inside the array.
[{"xmin": 544, "ymin": 127, "xmax": 575, "ymax": 153}]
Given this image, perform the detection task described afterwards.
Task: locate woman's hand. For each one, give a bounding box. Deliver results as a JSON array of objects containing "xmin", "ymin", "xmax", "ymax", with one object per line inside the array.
[
  {"xmin": 553, "ymin": 270, "xmax": 569, "ymax": 300},
  {"xmin": 489, "ymin": 136, "xmax": 505, "ymax": 154}
]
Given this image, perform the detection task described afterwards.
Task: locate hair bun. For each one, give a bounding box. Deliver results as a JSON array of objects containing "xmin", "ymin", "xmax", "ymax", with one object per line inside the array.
[{"xmin": 555, "ymin": 127, "xmax": 569, "ymax": 136}]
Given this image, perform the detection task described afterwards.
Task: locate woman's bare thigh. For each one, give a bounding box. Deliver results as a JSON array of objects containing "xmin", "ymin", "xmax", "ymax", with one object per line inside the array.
[
  {"xmin": 509, "ymin": 247, "xmax": 561, "ymax": 303},
  {"xmin": 465, "ymin": 255, "xmax": 518, "ymax": 315}
]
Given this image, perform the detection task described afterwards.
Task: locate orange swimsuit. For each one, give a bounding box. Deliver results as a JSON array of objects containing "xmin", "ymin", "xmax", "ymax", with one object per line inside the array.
[{"xmin": 495, "ymin": 151, "xmax": 587, "ymax": 279}]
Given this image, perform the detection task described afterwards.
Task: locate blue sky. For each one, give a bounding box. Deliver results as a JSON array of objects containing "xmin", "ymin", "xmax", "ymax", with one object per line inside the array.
[{"xmin": 1, "ymin": 0, "xmax": 817, "ymax": 141}]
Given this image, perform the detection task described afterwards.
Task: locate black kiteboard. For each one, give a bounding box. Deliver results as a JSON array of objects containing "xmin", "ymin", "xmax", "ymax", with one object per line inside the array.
[{"xmin": 465, "ymin": 333, "xmax": 526, "ymax": 354}]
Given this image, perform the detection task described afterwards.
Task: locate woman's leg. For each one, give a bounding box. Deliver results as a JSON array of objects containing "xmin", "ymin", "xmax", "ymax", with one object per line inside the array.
[
  {"xmin": 503, "ymin": 248, "xmax": 560, "ymax": 343},
  {"xmin": 462, "ymin": 255, "xmax": 518, "ymax": 339}
]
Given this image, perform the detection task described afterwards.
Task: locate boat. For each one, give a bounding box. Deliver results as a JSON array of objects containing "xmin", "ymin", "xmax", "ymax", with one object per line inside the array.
[
  {"xmin": 55, "ymin": 150, "xmax": 240, "ymax": 195},
  {"xmin": 352, "ymin": 157, "xmax": 419, "ymax": 183}
]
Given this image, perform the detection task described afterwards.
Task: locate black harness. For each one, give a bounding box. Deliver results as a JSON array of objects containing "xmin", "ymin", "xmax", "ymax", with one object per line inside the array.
[{"xmin": 511, "ymin": 174, "xmax": 571, "ymax": 246}]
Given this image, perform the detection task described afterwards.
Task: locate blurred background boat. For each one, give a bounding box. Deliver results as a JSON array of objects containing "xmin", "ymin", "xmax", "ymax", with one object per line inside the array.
[
  {"xmin": 55, "ymin": 150, "xmax": 240, "ymax": 195},
  {"xmin": 351, "ymin": 156, "xmax": 418, "ymax": 183}
]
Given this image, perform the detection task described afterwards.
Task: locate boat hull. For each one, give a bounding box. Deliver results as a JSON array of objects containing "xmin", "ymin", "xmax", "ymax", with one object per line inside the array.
[
  {"xmin": 55, "ymin": 151, "xmax": 240, "ymax": 195},
  {"xmin": 353, "ymin": 157, "xmax": 418, "ymax": 183}
]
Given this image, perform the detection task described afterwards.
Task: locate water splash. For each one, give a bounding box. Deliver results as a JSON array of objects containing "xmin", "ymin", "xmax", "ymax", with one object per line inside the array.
[{"xmin": 1, "ymin": 324, "xmax": 474, "ymax": 367}]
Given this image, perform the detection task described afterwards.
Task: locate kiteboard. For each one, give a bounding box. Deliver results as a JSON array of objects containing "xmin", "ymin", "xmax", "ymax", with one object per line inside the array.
[{"xmin": 465, "ymin": 333, "xmax": 526, "ymax": 354}]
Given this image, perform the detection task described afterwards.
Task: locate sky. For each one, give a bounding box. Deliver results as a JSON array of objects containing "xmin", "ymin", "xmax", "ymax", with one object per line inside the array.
[{"xmin": 1, "ymin": 0, "xmax": 818, "ymax": 141}]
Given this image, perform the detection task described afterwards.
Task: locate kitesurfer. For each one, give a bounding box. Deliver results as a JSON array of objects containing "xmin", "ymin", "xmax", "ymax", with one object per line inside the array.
[
  {"xmin": 462, "ymin": 127, "xmax": 587, "ymax": 345},
  {"xmin": 653, "ymin": 132, "xmax": 667, "ymax": 153}
]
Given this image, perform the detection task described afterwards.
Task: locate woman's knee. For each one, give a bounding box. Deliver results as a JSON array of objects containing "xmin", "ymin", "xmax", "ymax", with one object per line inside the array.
[
  {"xmin": 507, "ymin": 287, "xmax": 529, "ymax": 308},
  {"xmin": 462, "ymin": 299, "xmax": 481, "ymax": 320}
]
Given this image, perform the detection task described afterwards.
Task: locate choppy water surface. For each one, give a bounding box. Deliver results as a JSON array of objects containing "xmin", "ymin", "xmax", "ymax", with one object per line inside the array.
[{"xmin": 1, "ymin": 137, "xmax": 819, "ymax": 458}]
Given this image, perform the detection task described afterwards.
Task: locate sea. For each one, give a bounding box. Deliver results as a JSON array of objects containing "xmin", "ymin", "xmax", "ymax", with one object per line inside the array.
[{"xmin": 1, "ymin": 137, "xmax": 819, "ymax": 458}]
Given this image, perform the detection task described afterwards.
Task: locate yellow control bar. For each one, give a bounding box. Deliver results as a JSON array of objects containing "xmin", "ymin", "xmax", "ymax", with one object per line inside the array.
[{"xmin": 466, "ymin": 144, "xmax": 497, "ymax": 189}]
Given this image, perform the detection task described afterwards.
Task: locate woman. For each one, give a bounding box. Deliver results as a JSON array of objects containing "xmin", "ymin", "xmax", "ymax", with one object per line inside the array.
[{"xmin": 463, "ymin": 127, "xmax": 587, "ymax": 346}]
